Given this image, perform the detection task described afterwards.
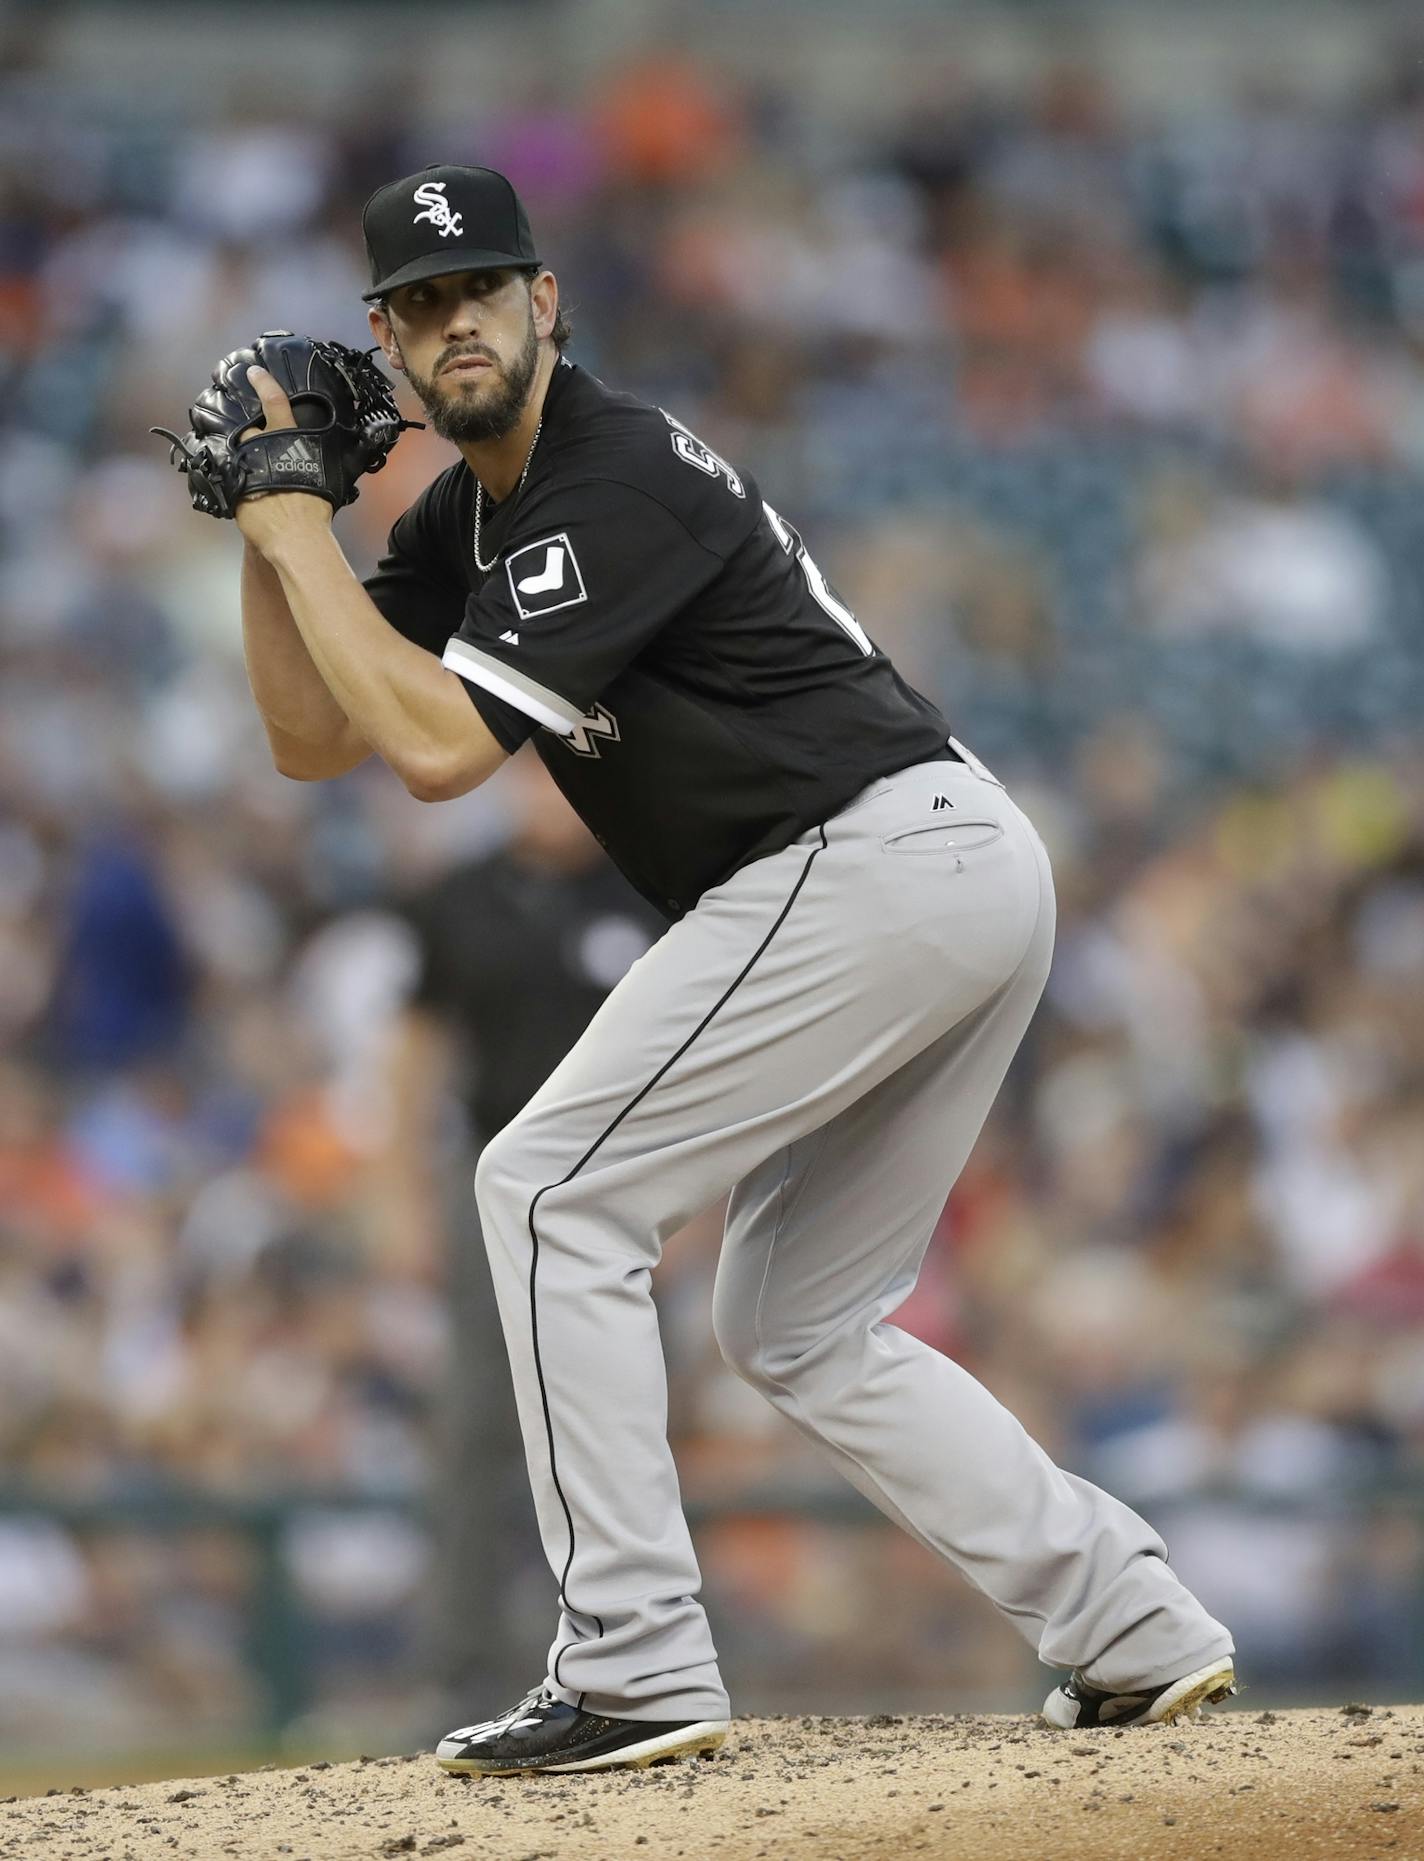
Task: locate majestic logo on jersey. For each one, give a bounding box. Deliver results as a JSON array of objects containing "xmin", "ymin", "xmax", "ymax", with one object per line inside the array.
[
  {"xmin": 932, "ymin": 794, "xmax": 954, "ymax": 811},
  {"xmin": 412, "ymin": 181, "xmax": 463, "ymax": 239},
  {"xmin": 661, "ymin": 410, "xmax": 745, "ymax": 498},
  {"xmin": 556, "ymin": 702, "xmax": 620, "ymax": 759},
  {"xmin": 505, "ymin": 533, "xmax": 588, "ymax": 619}
]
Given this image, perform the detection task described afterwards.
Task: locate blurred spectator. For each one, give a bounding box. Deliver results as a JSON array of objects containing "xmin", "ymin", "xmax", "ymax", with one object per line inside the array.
[
  {"xmin": 1138, "ymin": 456, "xmax": 1390, "ymax": 652},
  {"xmin": 43, "ymin": 828, "xmax": 192, "ymax": 1073}
]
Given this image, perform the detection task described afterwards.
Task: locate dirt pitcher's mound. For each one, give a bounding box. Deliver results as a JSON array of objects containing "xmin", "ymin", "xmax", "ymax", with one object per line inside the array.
[{"xmin": 3, "ymin": 1704, "xmax": 1421, "ymax": 1861}]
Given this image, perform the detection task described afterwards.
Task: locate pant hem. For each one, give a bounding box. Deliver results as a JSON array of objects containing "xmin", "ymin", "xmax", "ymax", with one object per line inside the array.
[
  {"xmin": 1080, "ymin": 1638, "xmax": 1236, "ymax": 1694},
  {"xmin": 552, "ymin": 1682, "xmax": 732, "ymax": 1724}
]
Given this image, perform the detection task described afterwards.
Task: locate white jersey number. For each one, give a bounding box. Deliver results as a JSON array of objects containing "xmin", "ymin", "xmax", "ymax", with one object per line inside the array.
[
  {"xmin": 661, "ymin": 409, "xmax": 745, "ymax": 498},
  {"xmin": 764, "ymin": 503, "xmax": 875, "ymax": 657}
]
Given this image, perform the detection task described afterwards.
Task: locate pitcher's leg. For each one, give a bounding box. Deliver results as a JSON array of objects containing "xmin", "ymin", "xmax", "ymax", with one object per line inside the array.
[
  {"xmin": 714, "ymin": 881, "xmax": 1234, "ymax": 1694},
  {"xmin": 472, "ymin": 764, "xmax": 1050, "ymax": 1720},
  {"xmin": 475, "ymin": 1076, "xmax": 730, "ymax": 1725}
]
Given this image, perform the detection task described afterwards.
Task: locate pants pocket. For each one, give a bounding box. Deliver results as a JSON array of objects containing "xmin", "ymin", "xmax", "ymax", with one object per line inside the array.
[{"xmin": 879, "ymin": 819, "xmax": 1005, "ymax": 856}]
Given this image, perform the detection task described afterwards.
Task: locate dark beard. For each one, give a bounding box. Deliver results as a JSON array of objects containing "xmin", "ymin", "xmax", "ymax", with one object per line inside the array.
[{"xmin": 406, "ymin": 315, "xmax": 540, "ymax": 444}]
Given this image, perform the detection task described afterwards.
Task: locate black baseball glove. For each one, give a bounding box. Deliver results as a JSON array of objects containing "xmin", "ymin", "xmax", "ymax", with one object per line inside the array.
[{"xmin": 151, "ymin": 331, "xmax": 421, "ymax": 518}]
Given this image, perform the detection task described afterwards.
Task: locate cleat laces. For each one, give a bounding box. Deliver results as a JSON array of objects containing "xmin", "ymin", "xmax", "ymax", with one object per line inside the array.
[{"xmin": 454, "ymin": 1684, "xmax": 559, "ymax": 1745}]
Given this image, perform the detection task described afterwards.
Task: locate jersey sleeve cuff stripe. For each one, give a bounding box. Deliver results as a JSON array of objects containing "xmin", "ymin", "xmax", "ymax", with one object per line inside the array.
[{"xmin": 441, "ymin": 638, "xmax": 582, "ymax": 735}]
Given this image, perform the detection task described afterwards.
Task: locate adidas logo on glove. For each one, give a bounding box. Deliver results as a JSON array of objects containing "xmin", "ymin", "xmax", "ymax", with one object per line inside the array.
[{"xmin": 275, "ymin": 437, "xmax": 322, "ymax": 477}]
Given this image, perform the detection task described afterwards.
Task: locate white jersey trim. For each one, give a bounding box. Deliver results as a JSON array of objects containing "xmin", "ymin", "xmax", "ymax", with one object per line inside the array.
[{"xmin": 442, "ymin": 637, "xmax": 581, "ymax": 736}]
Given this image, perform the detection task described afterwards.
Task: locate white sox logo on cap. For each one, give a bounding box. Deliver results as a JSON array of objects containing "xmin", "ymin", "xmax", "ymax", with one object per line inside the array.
[
  {"xmin": 362, "ymin": 164, "xmax": 540, "ymax": 302},
  {"xmin": 412, "ymin": 181, "xmax": 463, "ymax": 239}
]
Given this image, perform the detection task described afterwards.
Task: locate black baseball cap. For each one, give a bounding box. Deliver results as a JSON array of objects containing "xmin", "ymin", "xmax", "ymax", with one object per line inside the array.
[{"xmin": 361, "ymin": 164, "xmax": 541, "ymax": 303}]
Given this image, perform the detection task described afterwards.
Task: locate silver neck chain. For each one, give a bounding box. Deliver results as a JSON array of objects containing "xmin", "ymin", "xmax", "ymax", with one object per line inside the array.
[{"xmin": 472, "ymin": 417, "xmax": 544, "ymax": 574}]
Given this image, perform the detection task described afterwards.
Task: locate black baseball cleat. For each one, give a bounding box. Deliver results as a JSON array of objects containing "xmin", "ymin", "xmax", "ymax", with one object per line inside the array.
[
  {"xmin": 1041, "ymin": 1656, "xmax": 1238, "ymax": 1728},
  {"xmin": 435, "ymin": 1684, "xmax": 730, "ymax": 1775}
]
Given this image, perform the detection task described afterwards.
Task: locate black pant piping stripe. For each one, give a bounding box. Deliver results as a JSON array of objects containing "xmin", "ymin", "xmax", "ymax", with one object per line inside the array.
[{"xmin": 524, "ymin": 827, "xmax": 830, "ymax": 1696}]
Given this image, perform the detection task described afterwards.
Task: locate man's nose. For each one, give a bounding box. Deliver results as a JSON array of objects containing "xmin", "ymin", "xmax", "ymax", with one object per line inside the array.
[{"xmin": 442, "ymin": 293, "xmax": 485, "ymax": 339}]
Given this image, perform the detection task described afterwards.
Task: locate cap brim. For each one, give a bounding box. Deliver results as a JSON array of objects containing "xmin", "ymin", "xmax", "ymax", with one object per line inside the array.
[{"xmin": 361, "ymin": 249, "xmax": 541, "ymax": 302}]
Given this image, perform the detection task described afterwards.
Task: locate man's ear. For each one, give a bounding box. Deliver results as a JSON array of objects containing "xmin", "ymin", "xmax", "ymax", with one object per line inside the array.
[
  {"xmin": 530, "ymin": 269, "xmax": 558, "ymax": 343},
  {"xmin": 367, "ymin": 304, "xmax": 405, "ymax": 372}
]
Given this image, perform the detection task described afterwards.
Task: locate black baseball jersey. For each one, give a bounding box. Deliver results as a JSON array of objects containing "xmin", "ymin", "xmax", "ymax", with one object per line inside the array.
[{"xmin": 365, "ymin": 358, "xmax": 957, "ymax": 917}]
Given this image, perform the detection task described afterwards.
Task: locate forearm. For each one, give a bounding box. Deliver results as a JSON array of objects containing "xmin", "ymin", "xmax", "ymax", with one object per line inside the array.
[
  {"xmin": 263, "ymin": 523, "xmax": 499, "ymax": 798},
  {"xmin": 241, "ymin": 541, "xmax": 363, "ymax": 752}
]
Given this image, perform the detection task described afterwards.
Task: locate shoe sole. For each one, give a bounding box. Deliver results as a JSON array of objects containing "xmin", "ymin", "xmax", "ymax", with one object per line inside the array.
[
  {"xmin": 437, "ymin": 1720, "xmax": 730, "ymax": 1776},
  {"xmin": 1147, "ymin": 1660, "xmax": 1237, "ymax": 1725},
  {"xmin": 1041, "ymin": 1658, "xmax": 1237, "ymax": 1729}
]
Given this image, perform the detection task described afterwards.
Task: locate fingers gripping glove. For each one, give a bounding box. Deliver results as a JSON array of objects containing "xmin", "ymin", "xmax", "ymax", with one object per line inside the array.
[{"xmin": 151, "ymin": 331, "xmax": 421, "ymax": 518}]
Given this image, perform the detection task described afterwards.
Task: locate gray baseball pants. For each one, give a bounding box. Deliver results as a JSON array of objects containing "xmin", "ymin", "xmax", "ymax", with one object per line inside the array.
[{"xmin": 473, "ymin": 751, "xmax": 1234, "ymax": 1722}]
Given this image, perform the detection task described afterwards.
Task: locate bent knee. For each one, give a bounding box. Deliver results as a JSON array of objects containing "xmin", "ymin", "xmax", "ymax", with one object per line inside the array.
[
  {"xmin": 712, "ymin": 1294, "xmax": 791, "ymax": 1392},
  {"xmin": 474, "ymin": 1121, "xmax": 544, "ymax": 1224},
  {"xmin": 714, "ymin": 1296, "xmax": 861, "ymax": 1395}
]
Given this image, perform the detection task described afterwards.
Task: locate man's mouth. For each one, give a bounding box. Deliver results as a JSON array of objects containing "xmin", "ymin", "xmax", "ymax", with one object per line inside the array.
[{"xmin": 441, "ymin": 356, "xmax": 494, "ymax": 377}]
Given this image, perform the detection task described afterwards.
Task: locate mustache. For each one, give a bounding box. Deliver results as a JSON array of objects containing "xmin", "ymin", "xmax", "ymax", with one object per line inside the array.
[{"xmin": 435, "ymin": 343, "xmax": 499, "ymax": 374}]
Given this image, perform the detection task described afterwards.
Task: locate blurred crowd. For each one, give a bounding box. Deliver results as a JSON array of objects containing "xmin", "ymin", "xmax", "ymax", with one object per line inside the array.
[{"xmin": 2, "ymin": 12, "xmax": 1424, "ymax": 1759}]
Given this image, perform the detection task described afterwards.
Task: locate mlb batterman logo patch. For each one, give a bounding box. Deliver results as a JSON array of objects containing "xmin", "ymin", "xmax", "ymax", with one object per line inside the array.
[{"xmin": 505, "ymin": 533, "xmax": 588, "ymax": 619}]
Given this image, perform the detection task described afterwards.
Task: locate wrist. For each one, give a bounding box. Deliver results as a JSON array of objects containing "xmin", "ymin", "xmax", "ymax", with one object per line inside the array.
[{"xmin": 258, "ymin": 505, "xmax": 338, "ymax": 576}]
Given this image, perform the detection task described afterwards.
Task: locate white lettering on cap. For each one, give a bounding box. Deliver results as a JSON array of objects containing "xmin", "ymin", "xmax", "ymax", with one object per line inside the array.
[{"xmin": 412, "ymin": 181, "xmax": 463, "ymax": 239}]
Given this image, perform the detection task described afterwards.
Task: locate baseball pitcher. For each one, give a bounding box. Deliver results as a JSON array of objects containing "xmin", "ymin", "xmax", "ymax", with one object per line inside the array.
[{"xmin": 156, "ymin": 163, "xmax": 1237, "ymax": 1774}]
